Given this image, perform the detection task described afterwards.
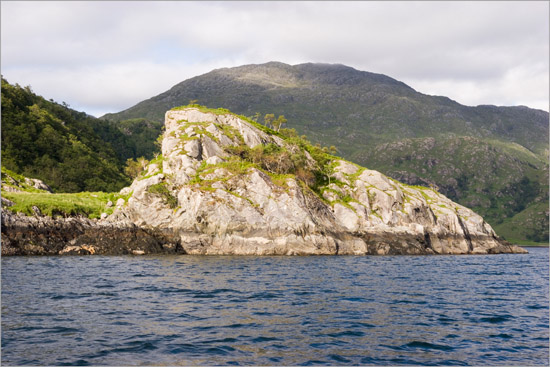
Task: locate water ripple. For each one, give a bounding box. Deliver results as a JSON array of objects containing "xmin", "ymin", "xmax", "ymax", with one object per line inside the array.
[{"xmin": 1, "ymin": 248, "xmax": 548, "ymax": 366}]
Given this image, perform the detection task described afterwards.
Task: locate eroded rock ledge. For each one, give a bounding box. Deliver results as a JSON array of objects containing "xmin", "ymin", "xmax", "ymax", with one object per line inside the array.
[{"xmin": 1, "ymin": 107, "xmax": 527, "ymax": 256}]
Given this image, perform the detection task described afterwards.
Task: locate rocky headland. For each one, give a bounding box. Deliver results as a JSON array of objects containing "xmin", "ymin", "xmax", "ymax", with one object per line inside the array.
[{"xmin": 2, "ymin": 107, "xmax": 526, "ymax": 255}]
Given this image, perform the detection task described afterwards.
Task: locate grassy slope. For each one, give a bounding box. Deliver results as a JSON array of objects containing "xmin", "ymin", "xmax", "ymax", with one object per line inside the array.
[
  {"xmin": 493, "ymin": 202, "xmax": 549, "ymax": 246},
  {"xmin": 1, "ymin": 167, "xmax": 129, "ymax": 219},
  {"xmin": 2, "ymin": 191, "xmax": 124, "ymax": 219}
]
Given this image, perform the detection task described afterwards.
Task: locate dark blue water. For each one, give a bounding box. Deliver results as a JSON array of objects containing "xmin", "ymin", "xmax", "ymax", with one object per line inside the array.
[{"xmin": 2, "ymin": 248, "xmax": 548, "ymax": 366}]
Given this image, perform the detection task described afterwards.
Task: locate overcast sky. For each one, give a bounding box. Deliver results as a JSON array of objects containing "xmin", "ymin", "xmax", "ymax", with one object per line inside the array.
[{"xmin": 1, "ymin": 1, "xmax": 548, "ymax": 117}]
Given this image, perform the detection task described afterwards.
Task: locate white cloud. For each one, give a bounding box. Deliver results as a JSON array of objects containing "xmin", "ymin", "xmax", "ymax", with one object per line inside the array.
[
  {"xmin": 1, "ymin": 1, "xmax": 548, "ymax": 116},
  {"xmin": 3, "ymin": 58, "xmax": 242, "ymax": 117}
]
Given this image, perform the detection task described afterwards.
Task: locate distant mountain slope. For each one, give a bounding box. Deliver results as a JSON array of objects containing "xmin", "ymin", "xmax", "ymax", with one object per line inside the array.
[{"xmin": 102, "ymin": 62, "xmax": 549, "ymax": 244}]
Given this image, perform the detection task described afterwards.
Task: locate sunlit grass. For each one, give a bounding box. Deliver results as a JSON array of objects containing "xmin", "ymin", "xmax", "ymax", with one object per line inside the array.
[{"xmin": 2, "ymin": 191, "xmax": 124, "ymax": 219}]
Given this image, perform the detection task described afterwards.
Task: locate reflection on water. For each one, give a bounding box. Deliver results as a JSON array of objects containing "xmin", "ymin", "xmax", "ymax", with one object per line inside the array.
[{"xmin": 2, "ymin": 248, "xmax": 549, "ymax": 365}]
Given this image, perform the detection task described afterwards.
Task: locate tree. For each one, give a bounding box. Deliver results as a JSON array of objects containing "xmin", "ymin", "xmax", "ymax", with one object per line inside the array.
[
  {"xmin": 264, "ymin": 113, "xmax": 275, "ymax": 128},
  {"xmin": 273, "ymin": 115, "xmax": 287, "ymax": 132}
]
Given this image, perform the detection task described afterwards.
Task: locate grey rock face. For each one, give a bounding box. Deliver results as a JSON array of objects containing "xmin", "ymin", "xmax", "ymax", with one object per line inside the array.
[
  {"xmin": 24, "ymin": 178, "xmax": 53, "ymax": 192},
  {"xmin": 107, "ymin": 108, "xmax": 526, "ymax": 255}
]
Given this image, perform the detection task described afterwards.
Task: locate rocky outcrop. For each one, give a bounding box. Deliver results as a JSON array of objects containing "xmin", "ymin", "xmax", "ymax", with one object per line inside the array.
[
  {"xmin": 2, "ymin": 170, "xmax": 52, "ymax": 193},
  {"xmin": 102, "ymin": 107, "xmax": 526, "ymax": 255}
]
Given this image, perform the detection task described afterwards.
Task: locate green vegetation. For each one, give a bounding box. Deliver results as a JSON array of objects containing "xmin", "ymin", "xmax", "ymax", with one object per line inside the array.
[
  {"xmin": 494, "ymin": 201, "xmax": 549, "ymax": 245},
  {"xmin": 112, "ymin": 118, "xmax": 163, "ymax": 160},
  {"xmin": 147, "ymin": 182, "xmax": 178, "ymax": 208},
  {"xmin": 88, "ymin": 117, "xmax": 163, "ymax": 162},
  {"xmin": 1, "ymin": 78, "xmax": 131, "ymax": 192},
  {"xmin": 124, "ymin": 156, "xmax": 150, "ymax": 179},
  {"xmin": 261, "ymin": 113, "xmax": 287, "ymax": 131},
  {"xmin": 173, "ymin": 110, "xmax": 337, "ymax": 196},
  {"xmin": 1, "ymin": 78, "xmax": 165, "ymax": 193},
  {"xmin": 221, "ymin": 125, "xmax": 337, "ymax": 193},
  {"xmin": 2, "ymin": 191, "xmax": 121, "ymax": 219},
  {"xmin": 2, "ymin": 167, "xmax": 127, "ymax": 218}
]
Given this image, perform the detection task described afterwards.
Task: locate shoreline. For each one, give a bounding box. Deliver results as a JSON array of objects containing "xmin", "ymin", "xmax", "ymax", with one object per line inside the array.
[{"xmin": 1, "ymin": 210, "xmax": 528, "ymax": 256}]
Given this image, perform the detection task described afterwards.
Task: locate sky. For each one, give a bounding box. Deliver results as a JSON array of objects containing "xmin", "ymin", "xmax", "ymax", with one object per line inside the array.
[{"xmin": 1, "ymin": 1, "xmax": 548, "ymax": 117}]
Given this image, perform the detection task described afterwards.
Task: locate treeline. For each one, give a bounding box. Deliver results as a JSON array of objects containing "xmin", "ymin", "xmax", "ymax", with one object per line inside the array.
[{"xmin": 1, "ymin": 78, "xmax": 162, "ymax": 192}]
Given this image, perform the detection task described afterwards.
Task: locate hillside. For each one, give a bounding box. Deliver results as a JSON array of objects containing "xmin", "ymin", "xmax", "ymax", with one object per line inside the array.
[
  {"xmin": 1, "ymin": 78, "xmax": 164, "ymax": 192},
  {"xmin": 1, "ymin": 78, "xmax": 128, "ymax": 192},
  {"xmin": 104, "ymin": 62, "xmax": 548, "ymax": 155},
  {"xmin": 103, "ymin": 62, "xmax": 549, "ymax": 245}
]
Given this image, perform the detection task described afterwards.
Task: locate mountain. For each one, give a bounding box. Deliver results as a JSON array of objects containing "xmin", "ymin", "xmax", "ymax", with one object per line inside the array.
[
  {"xmin": 3, "ymin": 106, "xmax": 526, "ymax": 255},
  {"xmin": 1, "ymin": 78, "xmax": 165, "ymax": 192},
  {"xmin": 103, "ymin": 62, "xmax": 549, "ymax": 245},
  {"xmin": 103, "ymin": 62, "xmax": 548, "ymax": 155}
]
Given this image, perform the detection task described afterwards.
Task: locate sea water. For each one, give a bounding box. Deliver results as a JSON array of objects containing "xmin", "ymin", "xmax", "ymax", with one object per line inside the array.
[{"xmin": 2, "ymin": 247, "xmax": 548, "ymax": 365}]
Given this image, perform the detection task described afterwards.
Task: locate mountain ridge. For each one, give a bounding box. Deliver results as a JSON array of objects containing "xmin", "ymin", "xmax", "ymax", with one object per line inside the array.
[{"xmin": 103, "ymin": 62, "xmax": 547, "ymax": 160}]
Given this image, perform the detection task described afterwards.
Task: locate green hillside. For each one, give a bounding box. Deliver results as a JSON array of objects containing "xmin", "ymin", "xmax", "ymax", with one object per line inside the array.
[{"xmin": 103, "ymin": 62, "xmax": 549, "ymax": 245}]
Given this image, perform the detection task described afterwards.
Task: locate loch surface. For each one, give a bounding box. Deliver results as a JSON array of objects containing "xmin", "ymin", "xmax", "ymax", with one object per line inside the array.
[{"xmin": 2, "ymin": 248, "xmax": 548, "ymax": 366}]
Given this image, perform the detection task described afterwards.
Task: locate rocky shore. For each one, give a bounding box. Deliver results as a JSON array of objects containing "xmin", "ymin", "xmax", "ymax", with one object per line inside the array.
[
  {"xmin": 1, "ymin": 210, "xmax": 182, "ymax": 256},
  {"xmin": 1, "ymin": 209, "xmax": 524, "ymax": 256},
  {"xmin": 1, "ymin": 107, "xmax": 527, "ymax": 256}
]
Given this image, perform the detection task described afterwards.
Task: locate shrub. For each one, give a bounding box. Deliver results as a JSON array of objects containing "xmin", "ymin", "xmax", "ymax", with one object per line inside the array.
[{"xmin": 147, "ymin": 183, "xmax": 178, "ymax": 208}]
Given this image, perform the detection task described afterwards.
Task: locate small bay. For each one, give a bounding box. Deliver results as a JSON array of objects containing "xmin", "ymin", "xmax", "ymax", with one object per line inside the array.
[{"xmin": 2, "ymin": 248, "xmax": 548, "ymax": 366}]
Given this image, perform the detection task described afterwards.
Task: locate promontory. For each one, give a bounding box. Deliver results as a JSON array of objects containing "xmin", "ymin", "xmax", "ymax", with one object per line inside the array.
[{"xmin": 1, "ymin": 106, "xmax": 527, "ymax": 255}]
